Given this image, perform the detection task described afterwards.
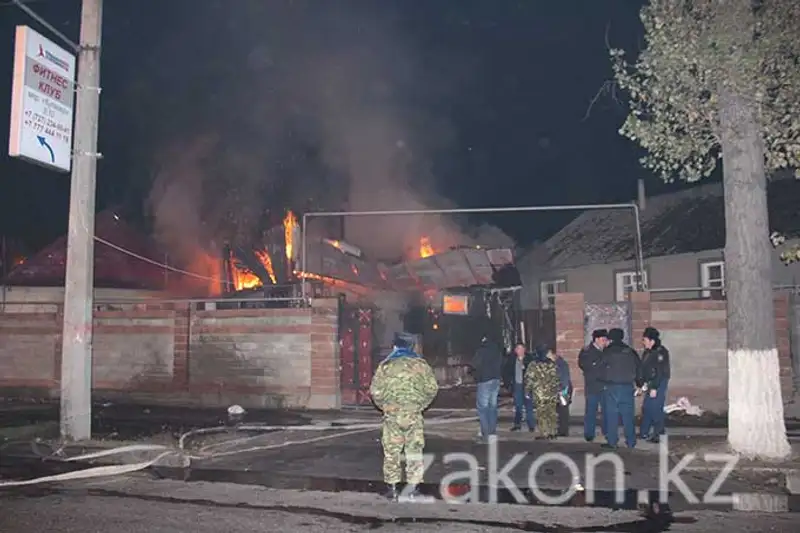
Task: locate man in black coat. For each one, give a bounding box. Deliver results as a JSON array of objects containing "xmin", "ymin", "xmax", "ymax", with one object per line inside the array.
[
  {"xmin": 599, "ymin": 328, "xmax": 641, "ymax": 449},
  {"xmin": 578, "ymin": 329, "xmax": 609, "ymax": 442},
  {"xmin": 471, "ymin": 334, "xmax": 504, "ymax": 443}
]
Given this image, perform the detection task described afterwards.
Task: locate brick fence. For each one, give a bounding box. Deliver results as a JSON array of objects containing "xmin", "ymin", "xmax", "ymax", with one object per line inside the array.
[
  {"xmin": 0, "ymin": 299, "xmax": 340, "ymax": 409},
  {"xmin": 555, "ymin": 292, "xmax": 793, "ymax": 413}
]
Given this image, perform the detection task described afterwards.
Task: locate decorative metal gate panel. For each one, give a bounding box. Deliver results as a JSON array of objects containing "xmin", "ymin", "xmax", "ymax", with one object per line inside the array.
[
  {"xmin": 584, "ymin": 303, "xmax": 631, "ymax": 345},
  {"xmin": 339, "ymin": 305, "xmax": 379, "ymax": 405}
]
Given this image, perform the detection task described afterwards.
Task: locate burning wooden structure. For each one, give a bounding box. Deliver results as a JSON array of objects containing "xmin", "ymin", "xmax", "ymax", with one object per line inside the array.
[{"xmin": 218, "ymin": 210, "xmax": 522, "ymax": 403}]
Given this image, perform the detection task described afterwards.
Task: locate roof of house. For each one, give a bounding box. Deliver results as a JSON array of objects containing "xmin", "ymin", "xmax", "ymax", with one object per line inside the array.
[
  {"xmin": 529, "ymin": 177, "xmax": 800, "ymax": 271},
  {"xmin": 2, "ymin": 210, "xmax": 173, "ymax": 290}
]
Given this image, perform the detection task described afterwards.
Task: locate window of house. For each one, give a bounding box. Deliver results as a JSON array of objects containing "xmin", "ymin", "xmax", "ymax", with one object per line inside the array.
[
  {"xmin": 701, "ymin": 261, "xmax": 725, "ymax": 298},
  {"xmin": 615, "ymin": 271, "xmax": 647, "ymax": 302},
  {"xmin": 540, "ymin": 279, "xmax": 566, "ymax": 309}
]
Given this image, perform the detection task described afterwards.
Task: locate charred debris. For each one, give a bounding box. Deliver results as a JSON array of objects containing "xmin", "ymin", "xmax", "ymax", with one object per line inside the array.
[{"xmin": 216, "ymin": 211, "xmax": 523, "ymax": 352}]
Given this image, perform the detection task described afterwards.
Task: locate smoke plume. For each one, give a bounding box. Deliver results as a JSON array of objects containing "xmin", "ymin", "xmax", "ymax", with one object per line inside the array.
[{"xmin": 142, "ymin": 1, "xmax": 513, "ymax": 265}]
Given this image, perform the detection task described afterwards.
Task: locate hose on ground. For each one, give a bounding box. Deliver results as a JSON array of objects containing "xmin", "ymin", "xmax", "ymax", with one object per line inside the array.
[{"xmin": 0, "ymin": 415, "xmax": 477, "ymax": 488}]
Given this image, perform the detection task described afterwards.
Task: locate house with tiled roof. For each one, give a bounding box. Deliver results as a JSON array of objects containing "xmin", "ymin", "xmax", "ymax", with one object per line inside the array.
[
  {"xmin": 518, "ymin": 175, "xmax": 800, "ymax": 309},
  {"xmin": 0, "ymin": 209, "xmax": 210, "ymax": 312}
]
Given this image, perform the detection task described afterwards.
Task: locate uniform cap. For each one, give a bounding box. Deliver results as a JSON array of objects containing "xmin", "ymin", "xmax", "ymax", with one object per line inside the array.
[
  {"xmin": 643, "ymin": 326, "xmax": 660, "ymax": 341},
  {"xmin": 393, "ymin": 332, "xmax": 415, "ymax": 348}
]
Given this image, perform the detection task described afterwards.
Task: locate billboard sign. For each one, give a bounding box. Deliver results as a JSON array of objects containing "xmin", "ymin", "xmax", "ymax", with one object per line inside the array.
[{"xmin": 8, "ymin": 25, "xmax": 76, "ymax": 173}]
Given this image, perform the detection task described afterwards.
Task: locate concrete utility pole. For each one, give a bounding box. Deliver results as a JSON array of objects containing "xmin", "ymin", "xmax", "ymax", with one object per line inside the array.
[{"xmin": 60, "ymin": 0, "xmax": 104, "ymax": 441}]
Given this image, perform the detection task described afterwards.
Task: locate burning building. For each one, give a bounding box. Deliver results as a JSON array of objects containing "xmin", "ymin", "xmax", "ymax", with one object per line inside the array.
[{"xmin": 218, "ymin": 211, "xmax": 521, "ymax": 392}]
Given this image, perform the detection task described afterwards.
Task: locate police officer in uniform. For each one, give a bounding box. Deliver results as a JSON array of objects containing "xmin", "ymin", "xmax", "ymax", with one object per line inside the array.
[
  {"xmin": 639, "ymin": 326, "xmax": 671, "ymax": 442},
  {"xmin": 600, "ymin": 328, "xmax": 641, "ymax": 449},
  {"xmin": 370, "ymin": 332, "xmax": 439, "ymax": 502},
  {"xmin": 579, "ymin": 329, "xmax": 609, "ymax": 441}
]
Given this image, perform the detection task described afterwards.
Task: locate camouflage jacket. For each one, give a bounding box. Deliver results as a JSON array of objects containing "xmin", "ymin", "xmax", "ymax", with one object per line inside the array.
[
  {"xmin": 370, "ymin": 348, "xmax": 439, "ymax": 413},
  {"xmin": 524, "ymin": 358, "xmax": 560, "ymax": 401}
]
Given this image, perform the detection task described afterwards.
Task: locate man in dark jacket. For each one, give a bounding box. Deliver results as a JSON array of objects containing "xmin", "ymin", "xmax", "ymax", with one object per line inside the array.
[
  {"xmin": 503, "ymin": 343, "xmax": 536, "ymax": 432},
  {"xmin": 599, "ymin": 328, "xmax": 641, "ymax": 449},
  {"xmin": 578, "ymin": 329, "xmax": 608, "ymax": 442},
  {"xmin": 471, "ymin": 334, "xmax": 504, "ymax": 443},
  {"xmin": 639, "ymin": 326, "xmax": 671, "ymax": 443}
]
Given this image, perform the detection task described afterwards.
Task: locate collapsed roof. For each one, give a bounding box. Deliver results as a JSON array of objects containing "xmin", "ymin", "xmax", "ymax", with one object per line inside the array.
[{"xmin": 300, "ymin": 238, "xmax": 520, "ymax": 292}]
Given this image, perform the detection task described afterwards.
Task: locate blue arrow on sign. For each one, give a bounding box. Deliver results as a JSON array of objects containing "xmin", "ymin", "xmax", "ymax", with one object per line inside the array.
[{"xmin": 37, "ymin": 135, "xmax": 55, "ymax": 163}]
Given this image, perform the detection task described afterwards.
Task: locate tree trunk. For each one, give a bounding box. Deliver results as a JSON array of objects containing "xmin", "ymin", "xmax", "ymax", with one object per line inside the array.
[{"xmin": 719, "ymin": 91, "xmax": 790, "ymax": 459}]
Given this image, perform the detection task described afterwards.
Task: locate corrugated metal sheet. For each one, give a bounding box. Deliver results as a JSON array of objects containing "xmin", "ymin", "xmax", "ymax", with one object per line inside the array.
[{"xmin": 303, "ymin": 239, "xmax": 517, "ymax": 291}]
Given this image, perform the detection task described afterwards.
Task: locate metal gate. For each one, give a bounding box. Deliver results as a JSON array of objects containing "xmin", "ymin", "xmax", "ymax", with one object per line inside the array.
[
  {"xmin": 584, "ymin": 303, "xmax": 631, "ymax": 345},
  {"xmin": 339, "ymin": 304, "xmax": 379, "ymax": 405}
]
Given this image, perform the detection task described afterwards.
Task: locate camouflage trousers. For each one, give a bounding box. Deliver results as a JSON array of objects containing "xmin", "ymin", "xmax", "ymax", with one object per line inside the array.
[
  {"xmin": 535, "ymin": 398, "xmax": 558, "ymax": 437},
  {"xmin": 381, "ymin": 410, "xmax": 425, "ymax": 485}
]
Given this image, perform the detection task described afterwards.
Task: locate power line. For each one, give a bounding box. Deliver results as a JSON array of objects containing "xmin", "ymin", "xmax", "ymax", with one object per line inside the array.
[{"xmin": 92, "ymin": 235, "xmax": 235, "ymax": 286}]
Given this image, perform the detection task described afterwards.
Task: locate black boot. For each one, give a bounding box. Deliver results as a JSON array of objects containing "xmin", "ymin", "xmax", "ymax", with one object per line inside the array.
[
  {"xmin": 384, "ymin": 483, "xmax": 399, "ymax": 501},
  {"xmin": 398, "ymin": 484, "xmax": 434, "ymax": 503}
]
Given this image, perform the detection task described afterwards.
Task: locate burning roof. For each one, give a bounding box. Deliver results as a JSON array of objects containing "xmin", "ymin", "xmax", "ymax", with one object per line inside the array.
[
  {"xmin": 2, "ymin": 211, "xmax": 186, "ymax": 290},
  {"xmin": 224, "ymin": 210, "xmax": 519, "ymax": 295}
]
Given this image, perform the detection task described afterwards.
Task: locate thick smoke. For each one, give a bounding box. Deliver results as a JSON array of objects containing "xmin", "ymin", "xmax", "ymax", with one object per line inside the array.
[{"xmin": 143, "ymin": 1, "xmax": 513, "ymax": 265}]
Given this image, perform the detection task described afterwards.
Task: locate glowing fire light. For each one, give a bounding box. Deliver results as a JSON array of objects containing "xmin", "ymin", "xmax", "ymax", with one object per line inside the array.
[
  {"xmin": 254, "ymin": 250, "xmax": 277, "ymax": 284},
  {"xmin": 230, "ymin": 252, "xmax": 262, "ymax": 291},
  {"xmin": 229, "ymin": 249, "xmax": 277, "ymax": 290},
  {"xmin": 419, "ymin": 236, "xmax": 435, "ymax": 258},
  {"xmin": 294, "ymin": 270, "xmax": 350, "ymax": 288},
  {"xmin": 283, "ymin": 210, "xmax": 298, "ymax": 261}
]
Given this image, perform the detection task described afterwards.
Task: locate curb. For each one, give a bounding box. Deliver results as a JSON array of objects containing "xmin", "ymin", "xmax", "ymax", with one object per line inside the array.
[
  {"xmin": 786, "ymin": 471, "xmax": 800, "ymax": 494},
  {"xmin": 0, "ymin": 422, "xmax": 58, "ymax": 441},
  {"xmin": 732, "ymin": 493, "xmax": 790, "ymax": 512}
]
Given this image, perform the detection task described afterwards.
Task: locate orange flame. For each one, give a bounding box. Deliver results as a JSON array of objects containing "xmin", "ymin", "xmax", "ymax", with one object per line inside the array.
[
  {"xmin": 419, "ymin": 236, "xmax": 435, "ymax": 258},
  {"xmin": 229, "ymin": 249, "xmax": 277, "ymax": 290},
  {"xmin": 254, "ymin": 250, "xmax": 277, "ymax": 284},
  {"xmin": 283, "ymin": 210, "xmax": 298, "ymax": 261},
  {"xmin": 230, "ymin": 264, "xmax": 261, "ymax": 291},
  {"xmin": 13, "ymin": 256, "xmax": 25, "ymax": 266},
  {"xmin": 294, "ymin": 269, "xmax": 354, "ymax": 290}
]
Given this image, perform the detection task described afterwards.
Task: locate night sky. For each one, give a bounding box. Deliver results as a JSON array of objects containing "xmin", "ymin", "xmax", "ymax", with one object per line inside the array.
[{"xmin": 0, "ymin": 0, "xmax": 697, "ymax": 261}]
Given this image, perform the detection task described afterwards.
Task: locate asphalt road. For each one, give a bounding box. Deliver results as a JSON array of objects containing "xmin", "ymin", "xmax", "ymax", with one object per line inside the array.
[{"xmin": 0, "ymin": 476, "xmax": 798, "ymax": 533}]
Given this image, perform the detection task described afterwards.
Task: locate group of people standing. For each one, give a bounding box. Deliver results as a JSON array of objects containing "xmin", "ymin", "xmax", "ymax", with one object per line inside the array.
[
  {"xmin": 579, "ymin": 326, "xmax": 671, "ymax": 448},
  {"xmin": 367, "ymin": 325, "xmax": 672, "ymax": 502},
  {"xmin": 471, "ymin": 336, "xmax": 573, "ymax": 442},
  {"xmin": 469, "ymin": 326, "xmax": 671, "ymax": 449}
]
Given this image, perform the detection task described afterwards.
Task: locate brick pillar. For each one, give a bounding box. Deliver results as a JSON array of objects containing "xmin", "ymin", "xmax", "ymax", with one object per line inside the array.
[
  {"xmin": 172, "ymin": 303, "xmax": 190, "ymax": 389},
  {"xmin": 774, "ymin": 294, "xmax": 792, "ymax": 400},
  {"xmin": 555, "ymin": 293, "xmax": 585, "ymax": 393},
  {"xmin": 309, "ymin": 299, "xmax": 340, "ymax": 409},
  {"xmin": 629, "ymin": 291, "xmax": 651, "ymax": 344}
]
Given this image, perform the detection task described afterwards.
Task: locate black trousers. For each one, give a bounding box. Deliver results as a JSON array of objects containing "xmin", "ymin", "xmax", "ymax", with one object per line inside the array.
[{"xmin": 557, "ymin": 403, "xmax": 570, "ymax": 436}]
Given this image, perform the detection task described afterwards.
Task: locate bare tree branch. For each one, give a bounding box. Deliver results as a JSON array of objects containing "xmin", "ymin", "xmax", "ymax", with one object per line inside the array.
[{"xmin": 582, "ymin": 21, "xmax": 622, "ymax": 121}]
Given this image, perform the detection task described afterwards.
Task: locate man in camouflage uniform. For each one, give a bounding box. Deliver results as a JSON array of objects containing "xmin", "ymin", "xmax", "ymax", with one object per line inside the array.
[
  {"xmin": 370, "ymin": 332, "xmax": 439, "ymax": 501},
  {"xmin": 524, "ymin": 347, "xmax": 561, "ymax": 439}
]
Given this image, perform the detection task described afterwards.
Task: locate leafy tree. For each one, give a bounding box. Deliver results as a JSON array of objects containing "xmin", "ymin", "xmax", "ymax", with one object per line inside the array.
[
  {"xmin": 770, "ymin": 232, "xmax": 800, "ymax": 264},
  {"xmin": 611, "ymin": 0, "xmax": 799, "ymax": 459}
]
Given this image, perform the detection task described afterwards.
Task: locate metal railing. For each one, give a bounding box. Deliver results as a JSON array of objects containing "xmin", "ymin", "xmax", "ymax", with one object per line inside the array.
[{"xmin": 0, "ymin": 295, "xmax": 305, "ymax": 314}]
